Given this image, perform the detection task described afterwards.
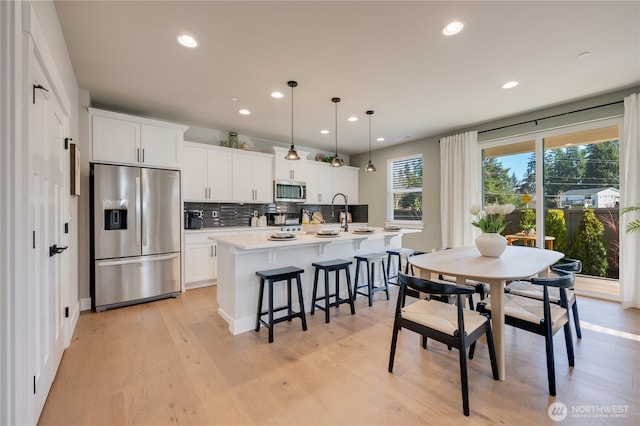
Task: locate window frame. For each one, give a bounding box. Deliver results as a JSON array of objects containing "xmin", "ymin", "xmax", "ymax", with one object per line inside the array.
[{"xmin": 387, "ymin": 153, "xmax": 423, "ymax": 227}]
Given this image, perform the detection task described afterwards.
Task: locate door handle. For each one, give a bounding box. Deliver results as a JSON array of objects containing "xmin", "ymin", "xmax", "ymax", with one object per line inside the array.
[{"xmin": 49, "ymin": 244, "xmax": 68, "ymax": 257}]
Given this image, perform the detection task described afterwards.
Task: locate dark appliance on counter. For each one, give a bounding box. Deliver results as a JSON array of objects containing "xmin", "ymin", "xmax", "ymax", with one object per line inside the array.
[
  {"xmin": 274, "ymin": 180, "xmax": 306, "ymax": 203},
  {"xmin": 184, "ymin": 209, "xmax": 204, "ymax": 229},
  {"xmin": 90, "ymin": 163, "xmax": 181, "ymax": 312}
]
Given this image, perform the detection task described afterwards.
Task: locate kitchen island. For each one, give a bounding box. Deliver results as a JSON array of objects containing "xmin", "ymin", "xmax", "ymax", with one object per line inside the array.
[{"xmin": 209, "ymin": 228, "xmax": 408, "ymax": 335}]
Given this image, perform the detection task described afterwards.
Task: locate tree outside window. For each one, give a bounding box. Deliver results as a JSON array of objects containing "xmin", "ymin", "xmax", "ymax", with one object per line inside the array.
[{"xmin": 388, "ymin": 154, "xmax": 423, "ymax": 222}]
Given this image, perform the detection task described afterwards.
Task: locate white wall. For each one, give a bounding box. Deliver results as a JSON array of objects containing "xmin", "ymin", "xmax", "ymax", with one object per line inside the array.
[{"xmin": 353, "ymin": 137, "xmax": 443, "ymax": 253}]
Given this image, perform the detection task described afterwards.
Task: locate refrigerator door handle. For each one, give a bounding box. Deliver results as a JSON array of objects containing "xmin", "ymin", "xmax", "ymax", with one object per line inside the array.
[
  {"xmin": 136, "ymin": 176, "xmax": 142, "ymax": 247},
  {"xmin": 96, "ymin": 253, "xmax": 179, "ymax": 267}
]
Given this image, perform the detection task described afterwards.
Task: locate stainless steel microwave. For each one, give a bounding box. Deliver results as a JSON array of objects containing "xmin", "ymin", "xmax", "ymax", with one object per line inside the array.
[{"xmin": 274, "ymin": 180, "xmax": 307, "ymax": 203}]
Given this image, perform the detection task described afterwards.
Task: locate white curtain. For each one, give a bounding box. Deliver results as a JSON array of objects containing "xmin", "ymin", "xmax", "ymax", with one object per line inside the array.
[
  {"xmin": 620, "ymin": 94, "xmax": 640, "ymax": 309},
  {"xmin": 440, "ymin": 131, "xmax": 482, "ymax": 248}
]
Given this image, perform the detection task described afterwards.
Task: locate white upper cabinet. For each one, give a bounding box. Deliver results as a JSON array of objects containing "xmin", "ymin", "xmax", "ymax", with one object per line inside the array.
[
  {"xmin": 232, "ymin": 151, "xmax": 273, "ymax": 203},
  {"xmin": 90, "ymin": 108, "xmax": 187, "ymax": 168},
  {"xmin": 306, "ymin": 161, "xmax": 333, "ymax": 204},
  {"xmin": 273, "ymin": 146, "xmax": 308, "ymax": 182},
  {"xmin": 306, "ymin": 161, "xmax": 359, "ymax": 204},
  {"xmin": 333, "ymin": 165, "xmax": 359, "ymax": 204},
  {"xmin": 182, "ymin": 143, "xmax": 232, "ymax": 202}
]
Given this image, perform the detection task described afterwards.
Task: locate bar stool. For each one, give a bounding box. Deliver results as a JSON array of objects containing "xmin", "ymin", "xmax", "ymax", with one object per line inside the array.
[
  {"xmin": 386, "ymin": 248, "xmax": 415, "ymax": 285},
  {"xmin": 255, "ymin": 266, "xmax": 307, "ymax": 343},
  {"xmin": 404, "ymin": 251, "xmax": 425, "ymax": 276},
  {"xmin": 310, "ymin": 259, "xmax": 355, "ymax": 323},
  {"xmin": 353, "ymin": 253, "xmax": 389, "ymax": 306}
]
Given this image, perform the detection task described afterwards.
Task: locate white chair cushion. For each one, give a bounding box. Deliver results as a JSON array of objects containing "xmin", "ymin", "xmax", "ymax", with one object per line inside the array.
[
  {"xmin": 483, "ymin": 294, "xmax": 569, "ymax": 333},
  {"xmin": 401, "ymin": 299, "xmax": 488, "ymax": 336},
  {"xmin": 506, "ymin": 280, "xmax": 575, "ymax": 304}
]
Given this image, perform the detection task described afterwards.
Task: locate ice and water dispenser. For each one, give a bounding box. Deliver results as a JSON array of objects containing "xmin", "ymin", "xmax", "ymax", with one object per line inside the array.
[{"xmin": 103, "ymin": 199, "xmax": 128, "ymax": 230}]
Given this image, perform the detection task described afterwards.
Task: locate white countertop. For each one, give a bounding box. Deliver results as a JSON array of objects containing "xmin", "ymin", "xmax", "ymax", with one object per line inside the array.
[
  {"xmin": 184, "ymin": 222, "xmax": 369, "ymax": 234},
  {"xmin": 208, "ymin": 227, "xmax": 411, "ymax": 250}
]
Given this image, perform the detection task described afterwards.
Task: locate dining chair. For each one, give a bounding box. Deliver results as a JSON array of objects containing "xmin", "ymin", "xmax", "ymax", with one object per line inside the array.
[
  {"xmin": 388, "ymin": 273, "xmax": 499, "ymax": 416},
  {"xmin": 477, "ymin": 269, "xmax": 575, "ymax": 396},
  {"xmin": 505, "ymin": 258, "xmax": 582, "ymax": 338},
  {"xmin": 405, "ymin": 249, "xmax": 488, "ymax": 311}
]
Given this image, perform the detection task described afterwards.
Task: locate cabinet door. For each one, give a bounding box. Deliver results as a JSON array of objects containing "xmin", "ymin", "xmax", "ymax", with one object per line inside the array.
[
  {"xmin": 184, "ymin": 242, "xmax": 215, "ymax": 286},
  {"xmin": 92, "ymin": 115, "xmax": 139, "ymax": 164},
  {"xmin": 307, "ymin": 162, "xmax": 333, "ymax": 204},
  {"xmin": 253, "ymin": 155, "xmax": 274, "ymax": 202},
  {"xmin": 334, "ymin": 166, "xmax": 359, "ymax": 204},
  {"xmin": 182, "ymin": 146, "xmax": 208, "ymax": 201},
  {"xmin": 232, "ymin": 153, "xmax": 254, "ymax": 201},
  {"xmin": 140, "ymin": 125, "xmax": 182, "ymax": 168},
  {"xmin": 273, "ymin": 147, "xmax": 308, "ymax": 181},
  {"xmin": 208, "ymin": 149, "xmax": 232, "ymax": 201}
]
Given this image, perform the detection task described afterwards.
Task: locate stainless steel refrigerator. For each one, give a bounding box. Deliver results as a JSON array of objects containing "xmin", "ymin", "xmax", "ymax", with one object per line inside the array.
[{"xmin": 90, "ymin": 163, "xmax": 181, "ymax": 311}]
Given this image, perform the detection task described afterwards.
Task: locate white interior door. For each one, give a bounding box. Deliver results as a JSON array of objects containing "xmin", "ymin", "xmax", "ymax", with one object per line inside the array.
[{"xmin": 27, "ymin": 49, "xmax": 67, "ymax": 423}]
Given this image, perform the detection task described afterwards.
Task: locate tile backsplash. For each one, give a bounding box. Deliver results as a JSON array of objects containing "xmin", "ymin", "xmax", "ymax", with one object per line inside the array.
[{"xmin": 184, "ymin": 202, "xmax": 368, "ymax": 229}]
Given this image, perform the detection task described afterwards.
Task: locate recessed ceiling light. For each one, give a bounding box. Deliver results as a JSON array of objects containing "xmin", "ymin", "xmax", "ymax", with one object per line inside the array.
[
  {"xmin": 271, "ymin": 91, "xmax": 284, "ymax": 99},
  {"xmin": 230, "ymin": 97, "xmax": 239, "ymax": 101},
  {"xmin": 442, "ymin": 21, "xmax": 464, "ymax": 36},
  {"xmin": 176, "ymin": 34, "xmax": 198, "ymax": 48},
  {"xmin": 376, "ymin": 137, "xmax": 385, "ymax": 142},
  {"xmin": 347, "ymin": 116, "xmax": 358, "ymax": 122},
  {"xmin": 502, "ymin": 81, "xmax": 519, "ymax": 89},
  {"xmin": 239, "ymin": 109, "xmax": 251, "ymax": 115},
  {"xmin": 320, "ymin": 129, "xmax": 330, "ymax": 134}
]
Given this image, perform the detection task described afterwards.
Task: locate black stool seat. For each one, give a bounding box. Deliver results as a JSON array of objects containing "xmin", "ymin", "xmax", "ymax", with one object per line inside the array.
[
  {"xmin": 255, "ymin": 266, "xmax": 307, "ymax": 343},
  {"xmin": 354, "ymin": 253, "xmax": 389, "ymax": 306},
  {"xmin": 311, "ymin": 259, "xmax": 355, "ymax": 323},
  {"xmin": 386, "ymin": 248, "xmax": 415, "ymax": 285}
]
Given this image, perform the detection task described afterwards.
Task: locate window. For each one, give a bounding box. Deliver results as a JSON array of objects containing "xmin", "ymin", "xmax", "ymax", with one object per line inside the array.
[{"xmin": 387, "ymin": 154, "xmax": 423, "ymax": 223}]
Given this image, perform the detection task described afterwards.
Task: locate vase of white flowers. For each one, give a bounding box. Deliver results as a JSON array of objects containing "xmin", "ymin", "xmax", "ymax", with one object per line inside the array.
[{"xmin": 469, "ymin": 203, "xmax": 515, "ymax": 257}]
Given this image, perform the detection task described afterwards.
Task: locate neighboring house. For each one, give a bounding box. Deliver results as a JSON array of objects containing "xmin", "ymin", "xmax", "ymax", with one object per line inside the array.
[{"xmin": 561, "ymin": 187, "xmax": 620, "ymax": 208}]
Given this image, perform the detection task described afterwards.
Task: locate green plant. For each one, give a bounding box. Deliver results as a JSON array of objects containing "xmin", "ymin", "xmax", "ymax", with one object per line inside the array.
[
  {"xmin": 620, "ymin": 205, "xmax": 640, "ymax": 233},
  {"xmin": 519, "ymin": 209, "xmax": 536, "ymax": 231},
  {"xmin": 569, "ymin": 209, "xmax": 607, "ymax": 277},
  {"xmin": 545, "ymin": 209, "xmax": 568, "ymax": 253}
]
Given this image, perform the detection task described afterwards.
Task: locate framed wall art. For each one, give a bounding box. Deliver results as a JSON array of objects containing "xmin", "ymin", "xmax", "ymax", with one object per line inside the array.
[{"xmin": 70, "ymin": 143, "xmax": 80, "ymax": 196}]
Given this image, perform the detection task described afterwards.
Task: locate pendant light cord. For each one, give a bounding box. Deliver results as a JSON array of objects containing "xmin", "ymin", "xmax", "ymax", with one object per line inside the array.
[
  {"xmin": 291, "ymin": 83, "xmax": 294, "ymax": 147},
  {"xmin": 332, "ymin": 97, "xmax": 340, "ymax": 157},
  {"xmin": 368, "ymin": 112, "xmax": 372, "ymax": 162}
]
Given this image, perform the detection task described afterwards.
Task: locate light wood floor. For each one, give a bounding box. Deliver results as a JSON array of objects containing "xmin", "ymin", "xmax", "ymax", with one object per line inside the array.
[{"xmin": 39, "ymin": 285, "xmax": 640, "ymax": 426}]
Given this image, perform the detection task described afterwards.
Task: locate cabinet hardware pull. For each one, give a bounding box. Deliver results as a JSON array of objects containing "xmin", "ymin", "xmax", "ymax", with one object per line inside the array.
[
  {"xmin": 137, "ymin": 148, "xmax": 140, "ymax": 162},
  {"xmin": 142, "ymin": 148, "xmax": 145, "ymax": 163}
]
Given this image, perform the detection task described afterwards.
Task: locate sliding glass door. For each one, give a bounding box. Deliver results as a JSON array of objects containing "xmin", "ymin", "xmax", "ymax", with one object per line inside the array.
[{"xmin": 481, "ymin": 118, "xmax": 621, "ymax": 298}]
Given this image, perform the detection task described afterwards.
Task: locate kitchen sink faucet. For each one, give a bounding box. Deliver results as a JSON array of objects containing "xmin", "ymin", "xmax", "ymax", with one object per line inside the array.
[{"xmin": 331, "ymin": 192, "xmax": 349, "ymax": 232}]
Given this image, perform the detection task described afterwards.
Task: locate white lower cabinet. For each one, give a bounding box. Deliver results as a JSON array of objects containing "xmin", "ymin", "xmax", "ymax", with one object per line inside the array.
[
  {"xmin": 184, "ymin": 242, "xmax": 216, "ymax": 288},
  {"xmin": 184, "ymin": 229, "xmax": 274, "ymax": 289},
  {"xmin": 184, "ymin": 232, "xmax": 225, "ymax": 289}
]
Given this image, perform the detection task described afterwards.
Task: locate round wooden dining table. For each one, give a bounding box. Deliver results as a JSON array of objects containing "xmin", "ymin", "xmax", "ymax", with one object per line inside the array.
[{"xmin": 408, "ymin": 245, "xmax": 564, "ymax": 380}]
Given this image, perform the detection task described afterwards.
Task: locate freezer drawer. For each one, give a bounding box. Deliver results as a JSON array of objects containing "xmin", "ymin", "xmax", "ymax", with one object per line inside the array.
[{"xmin": 94, "ymin": 253, "xmax": 180, "ymax": 311}]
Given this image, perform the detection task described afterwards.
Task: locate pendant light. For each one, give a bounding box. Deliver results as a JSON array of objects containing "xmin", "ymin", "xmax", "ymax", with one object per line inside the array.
[
  {"xmin": 284, "ymin": 80, "xmax": 301, "ymax": 160},
  {"xmin": 330, "ymin": 97, "xmax": 343, "ymax": 167},
  {"xmin": 365, "ymin": 110, "xmax": 377, "ymax": 172}
]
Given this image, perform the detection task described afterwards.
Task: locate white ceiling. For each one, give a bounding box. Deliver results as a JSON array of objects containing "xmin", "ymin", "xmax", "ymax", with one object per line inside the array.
[{"xmin": 54, "ymin": 0, "xmax": 640, "ymax": 155}]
